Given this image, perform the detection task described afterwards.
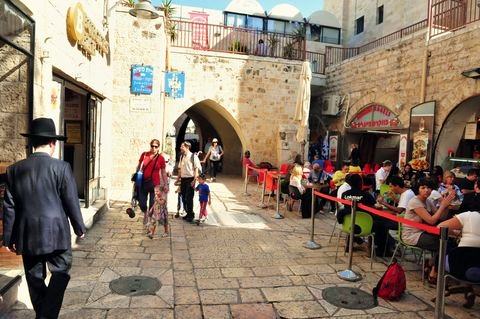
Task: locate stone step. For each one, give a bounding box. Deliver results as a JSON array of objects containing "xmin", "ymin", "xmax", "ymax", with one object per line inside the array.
[{"xmin": 0, "ymin": 273, "xmax": 22, "ymax": 314}]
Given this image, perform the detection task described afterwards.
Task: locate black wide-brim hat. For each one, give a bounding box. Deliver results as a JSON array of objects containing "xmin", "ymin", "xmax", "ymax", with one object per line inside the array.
[{"xmin": 20, "ymin": 117, "xmax": 67, "ymax": 141}]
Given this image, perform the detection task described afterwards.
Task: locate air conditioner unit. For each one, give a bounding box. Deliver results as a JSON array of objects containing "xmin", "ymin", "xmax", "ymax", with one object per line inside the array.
[{"xmin": 322, "ymin": 95, "xmax": 340, "ymax": 116}]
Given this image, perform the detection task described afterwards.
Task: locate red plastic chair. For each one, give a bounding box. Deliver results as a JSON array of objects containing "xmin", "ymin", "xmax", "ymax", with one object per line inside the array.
[
  {"xmin": 363, "ymin": 163, "xmax": 373, "ymax": 175},
  {"xmin": 279, "ymin": 164, "xmax": 290, "ymax": 174},
  {"xmin": 374, "ymin": 163, "xmax": 381, "ymax": 173}
]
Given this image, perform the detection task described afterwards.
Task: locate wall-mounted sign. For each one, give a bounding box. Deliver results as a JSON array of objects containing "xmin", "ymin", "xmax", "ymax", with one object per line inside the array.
[
  {"xmin": 350, "ymin": 104, "xmax": 400, "ymax": 129},
  {"xmin": 66, "ymin": 2, "xmax": 109, "ymax": 57},
  {"xmin": 131, "ymin": 65, "xmax": 154, "ymax": 95},
  {"xmin": 408, "ymin": 101, "xmax": 435, "ymax": 171},
  {"xmin": 65, "ymin": 121, "xmax": 83, "ymax": 144},
  {"xmin": 329, "ymin": 135, "xmax": 338, "ymax": 162},
  {"xmin": 165, "ymin": 71, "xmax": 185, "ymax": 98}
]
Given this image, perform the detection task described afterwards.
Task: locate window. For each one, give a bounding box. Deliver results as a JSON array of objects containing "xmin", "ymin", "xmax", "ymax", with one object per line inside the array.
[
  {"xmin": 310, "ymin": 25, "xmax": 341, "ymax": 44},
  {"xmin": 377, "ymin": 5, "xmax": 384, "ymax": 25},
  {"xmin": 355, "ymin": 16, "xmax": 364, "ymax": 34}
]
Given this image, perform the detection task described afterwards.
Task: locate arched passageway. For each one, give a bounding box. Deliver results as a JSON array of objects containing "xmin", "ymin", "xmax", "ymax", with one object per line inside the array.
[
  {"xmin": 434, "ymin": 96, "xmax": 480, "ymax": 171},
  {"xmin": 173, "ymin": 99, "xmax": 244, "ymax": 176}
]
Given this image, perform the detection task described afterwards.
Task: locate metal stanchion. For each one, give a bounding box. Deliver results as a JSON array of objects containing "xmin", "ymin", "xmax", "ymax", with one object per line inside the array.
[
  {"xmin": 305, "ymin": 187, "xmax": 321, "ymax": 249},
  {"xmin": 258, "ymin": 169, "xmax": 268, "ymax": 208},
  {"xmin": 273, "ymin": 174, "xmax": 284, "ymax": 219},
  {"xmin": 243, "ymin": 165, "xmax": 251, "ymax": 196},
  {"xmin": 338, "ymin": 197, "xmax": 362, "ymax": 281},
  {"xmin": 434, "ymin": 227, "xmax": 449, "ymax": 319}
]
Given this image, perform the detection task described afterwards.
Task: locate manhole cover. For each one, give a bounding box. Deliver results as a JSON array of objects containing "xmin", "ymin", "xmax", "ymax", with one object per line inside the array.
[
  {"xmin": 322, "ymin": 286, "xmax": 376, "ymax": 310},
  {"xmin": 109, "ymin": 276, "xmax": 161, "ymax": 296}
]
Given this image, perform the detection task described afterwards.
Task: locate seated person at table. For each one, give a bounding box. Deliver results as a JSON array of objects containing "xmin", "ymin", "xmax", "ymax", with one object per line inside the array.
[
  {"xmin": 438, "ymin": 210, "xmax": 480, "ymax": 307},
  {"xmin": 242, "ymin": 150, "xmax": 258, "ymax": 175},
  {"xmin": 459, "ymin": 179, "xmax": 480, "ymax": 213},
  {"xmin": 457, "ymin": 168, "xmax": 478, "ymax": 197},
  {"xmin": 403, "ymin": 178, "xmax": 456, "ymax": 283},
  {"xmin": 376, "ymin": 176, "xmax": 415, "ymax": 215},
  {"xmin": 289, "ymin": 164, "xmax": 316, "ymax": 218},
  {"xmin": 337, "ymin": 174, "xmax": 376, "ymax": 249},
  {"xmin": 438, "ymin": 170, "xmax": 463, "ymax": 204},
  {"xmin": 309, "ymin": 163, "xmax": 332, "ymax": 211},
  {"xmin": 438, "ymin": 210, "xmax": 480, "ymax": 280}
]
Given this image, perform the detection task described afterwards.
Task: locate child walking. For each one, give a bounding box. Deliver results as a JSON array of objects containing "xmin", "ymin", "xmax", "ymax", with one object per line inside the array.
[
  {"xmin": 195, "ymin": 174, "xmax": 211, "ymax": 225},
  {"xmin": 147, "ymin": 185, "xmax": 169, "ymax": 238}
]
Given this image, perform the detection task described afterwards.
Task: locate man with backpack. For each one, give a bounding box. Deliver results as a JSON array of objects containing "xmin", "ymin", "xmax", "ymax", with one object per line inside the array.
[{"xmin": 176, "ymin": 141, "xmax": 202, "ymax": 222}]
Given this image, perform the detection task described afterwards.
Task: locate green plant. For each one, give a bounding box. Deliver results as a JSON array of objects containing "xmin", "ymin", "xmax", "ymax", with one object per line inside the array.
[
  {"xmin": 229, "ymin": 40, "xmax": 248, "ymax": 53},
  {"xmin": 292, "ymin": 24, "xmax": 306, "ymax": 43},
  {"xmin": 283, "ymin": 42, "xmax": 294, "ymax": 59},
  {"xmin": 120, "ymin": 0, "xmax": 135, "ymax": 7},
  {"xmin": 267, "ymin": 34, "xmax": 279, "ymax": 57}
]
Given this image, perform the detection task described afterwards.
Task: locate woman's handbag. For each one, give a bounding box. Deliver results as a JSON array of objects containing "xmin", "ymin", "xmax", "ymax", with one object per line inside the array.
[{"xmin": 141, "ymin": 155, "xmax": 159, "ymax": 193}]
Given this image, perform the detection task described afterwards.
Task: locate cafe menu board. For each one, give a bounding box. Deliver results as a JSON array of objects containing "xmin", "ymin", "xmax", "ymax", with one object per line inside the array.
[
  {"xmin": 409, "ymin": 101, "xmax": 435, "ymax": 171},
  {"xmin": 131, "ymin": 65, "xmax": 153, "ymax": 95}
]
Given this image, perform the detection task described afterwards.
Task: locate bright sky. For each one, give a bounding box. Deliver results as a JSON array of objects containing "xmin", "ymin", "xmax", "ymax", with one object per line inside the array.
[{"xmin": 152, "ymin": 0, "xmax": 325, "ymax": 17}]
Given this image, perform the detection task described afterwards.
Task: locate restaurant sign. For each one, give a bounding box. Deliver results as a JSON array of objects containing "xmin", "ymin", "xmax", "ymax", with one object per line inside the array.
[{"xmin": 350, "ymin": 104, "xmax": 400, "ymax": 129}]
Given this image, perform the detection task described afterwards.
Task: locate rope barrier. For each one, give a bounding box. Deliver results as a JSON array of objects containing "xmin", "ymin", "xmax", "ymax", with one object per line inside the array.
[{"xmin": 312, "ymin": 188, "xmax": 449, "ymax": 318}]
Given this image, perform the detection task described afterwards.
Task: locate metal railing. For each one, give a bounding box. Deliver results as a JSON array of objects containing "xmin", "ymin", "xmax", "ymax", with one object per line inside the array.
[
  {"xmin": 171, "ymin": 20, "xmax": 306, "ymax": 61},
  {"xmin": 325, "ymin": 19, "xmax": 428, "ymax": 67},
  {"xmin": 429, "ymin": 0, "xmax": 480, "ymax": 38}
]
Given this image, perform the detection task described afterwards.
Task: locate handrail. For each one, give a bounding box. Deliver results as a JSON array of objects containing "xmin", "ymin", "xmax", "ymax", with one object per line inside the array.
[{"xmin": 325, "ymin": 19, "xmax": 428, "ymax": 67}]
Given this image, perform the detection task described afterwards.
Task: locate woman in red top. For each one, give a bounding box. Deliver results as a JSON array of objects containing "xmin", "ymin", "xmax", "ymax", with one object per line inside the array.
[{"xmin": 136, "ymin": 139, "xmax": 169, "ymax": 225}]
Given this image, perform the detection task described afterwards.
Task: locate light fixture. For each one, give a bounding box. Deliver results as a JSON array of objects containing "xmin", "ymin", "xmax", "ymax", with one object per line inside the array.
[
  {"xmin": 366, "ymin": 130, "xmax": 400, "ymax": 135},
  {"xmin": 129, "ymin": 0, "xmax": 160, "ymax": 20},
  {"xmin": 461, "ymin": 67, "xmax": 480, "ymax": 79}
]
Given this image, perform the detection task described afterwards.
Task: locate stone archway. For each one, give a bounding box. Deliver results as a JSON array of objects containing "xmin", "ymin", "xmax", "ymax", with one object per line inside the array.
[{"xmin": 172, "ymin": 99, "xmax": 244, "ymax": 176}]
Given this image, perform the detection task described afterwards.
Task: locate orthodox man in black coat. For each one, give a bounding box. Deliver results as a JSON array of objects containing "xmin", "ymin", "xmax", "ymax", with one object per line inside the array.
[{"xmin": 2, "ymin": 118, "xmax": 86, "ymax": 319}]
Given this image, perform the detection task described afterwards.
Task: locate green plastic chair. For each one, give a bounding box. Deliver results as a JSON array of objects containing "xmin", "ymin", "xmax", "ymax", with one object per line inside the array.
[
  {"xmin": 389, "ymin": 215, "xmax": 429, "ymax": 283},
  {"xmin": 335, "ymin": 211, "xmax": 375, "ymax": 269}
]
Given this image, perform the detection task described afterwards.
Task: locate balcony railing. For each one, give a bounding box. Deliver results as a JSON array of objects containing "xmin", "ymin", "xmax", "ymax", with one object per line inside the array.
[
  {"xmin": 429, "ymin": 0, "xmax": 480, "ymax": 38},
  {"xmin": 171, "ymin": 20, "xmax": 306, "ymax": 61},
  {"xmin": 325, "ymin": 19, "xmax": 428, "ymax": 67}
]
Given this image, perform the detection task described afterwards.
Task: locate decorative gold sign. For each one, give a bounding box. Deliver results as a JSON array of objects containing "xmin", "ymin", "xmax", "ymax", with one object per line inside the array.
[{"xmin": 67, "ymin": 2, "xmax": 109, "ymax": 57}]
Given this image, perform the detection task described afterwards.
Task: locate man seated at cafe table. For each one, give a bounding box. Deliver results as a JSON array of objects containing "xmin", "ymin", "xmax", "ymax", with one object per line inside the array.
[
  {"xmin": 308, "ymin": 162, "xmax": 332, "ymax": 212},
  {"xmin": 376, "ymin": 176, "xmax": 415, "ymax": 215}
]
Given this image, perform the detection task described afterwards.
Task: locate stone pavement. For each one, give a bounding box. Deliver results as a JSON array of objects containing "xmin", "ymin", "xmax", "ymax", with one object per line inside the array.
[{"xmin": 4, "ymin": 175, "xmax": 479, "ymax": 319}]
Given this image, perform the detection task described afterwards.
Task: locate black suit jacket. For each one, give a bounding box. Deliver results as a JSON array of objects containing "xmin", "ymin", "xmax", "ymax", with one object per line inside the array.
[{"xmin": 2, "ymin": 152, "xmax": 86, "ymax": 255}]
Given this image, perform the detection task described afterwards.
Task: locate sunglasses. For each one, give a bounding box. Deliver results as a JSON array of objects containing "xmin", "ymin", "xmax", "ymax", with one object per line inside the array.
[{"xmin": 150, "ymin": 145, "xmax": 159, "ymax": 148}]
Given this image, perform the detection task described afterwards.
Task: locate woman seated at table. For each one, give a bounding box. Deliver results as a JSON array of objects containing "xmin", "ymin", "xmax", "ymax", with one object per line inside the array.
[
  {"xmin": 289, "ymin": 164, "xmax": 316, "ymax": 218},
  {"xmin": 402, "ymin": 178, "xmax": 456, "ymax": 283},
  {"xmin": 438, "ymin": 170, "xmax": 463, "ymax": 205},
  {"xmin": 242, "ymin": 150, "xmax": 258, "ymax": 174},
  {"xmin": 437, "ymin": 210, "xmax": 480, "ymax": 307}
]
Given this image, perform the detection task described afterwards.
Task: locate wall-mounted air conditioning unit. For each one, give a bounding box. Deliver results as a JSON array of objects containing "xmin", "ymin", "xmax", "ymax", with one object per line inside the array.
[{"xmin": 322, "ymin": 95, "xmax": 340, "ymax": 116}]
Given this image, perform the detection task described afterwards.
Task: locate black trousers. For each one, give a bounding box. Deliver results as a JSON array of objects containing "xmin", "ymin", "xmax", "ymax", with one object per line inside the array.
[
  {"xmin": 180, "ymin": 177, "xmax": 195, "ymax": 219},
  {"xmin": 23, "ymin": 249, "xmax": 72, "ymax": 319}
]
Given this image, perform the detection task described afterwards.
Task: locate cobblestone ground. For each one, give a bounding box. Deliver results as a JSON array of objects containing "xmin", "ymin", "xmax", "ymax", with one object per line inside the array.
[{"xmin": 4, "ymin": 175, "xmax": 479, "ymax": 319}]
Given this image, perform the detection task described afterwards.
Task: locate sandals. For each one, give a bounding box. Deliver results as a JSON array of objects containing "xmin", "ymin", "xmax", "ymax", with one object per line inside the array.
[{"xmin": 161, "ymin": 233, "xmax": 169, "ymax": 238}]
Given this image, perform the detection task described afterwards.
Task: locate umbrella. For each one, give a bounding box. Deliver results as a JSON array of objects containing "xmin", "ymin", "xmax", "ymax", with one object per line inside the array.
[{"xmin": 294, "ymin": 60, "xmax": 312, "ymax": 143}]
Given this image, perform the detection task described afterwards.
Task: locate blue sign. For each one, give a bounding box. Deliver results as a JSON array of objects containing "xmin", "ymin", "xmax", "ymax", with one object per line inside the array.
[
  {"xmin": 131, "ymin": 65, "xmax": 154, "ymax": 94},
  {"xmin": 165, "ymin": 71, "xmax": 185, "ymax": 99}
]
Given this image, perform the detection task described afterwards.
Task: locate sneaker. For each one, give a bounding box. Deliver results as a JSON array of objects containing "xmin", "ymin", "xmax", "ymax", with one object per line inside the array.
[
  {"xmin": 174, "ymin": 212, "xmax": 180, "ymax": 218},
  {"xmin": 196, "ymin": 219, "xmax": 200, "ymax": 225}
]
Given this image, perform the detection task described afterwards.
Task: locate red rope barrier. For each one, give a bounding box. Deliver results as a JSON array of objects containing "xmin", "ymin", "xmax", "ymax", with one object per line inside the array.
[{"xmin": 313, "ymin": 190, "xmax": 440, "ymax": 235}]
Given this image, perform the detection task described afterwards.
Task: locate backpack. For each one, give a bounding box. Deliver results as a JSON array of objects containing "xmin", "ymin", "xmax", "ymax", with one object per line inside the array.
[
  {"xmin": 181, "ymin": 153, "xmax": 202, "ymax": 174},
  {"xmin": 372, "ymin": 259, "xmax": 406, "ymax": 304},
  {"xmin": 258, "ymin": 162, "xmax": 273, "ymax": 170}
]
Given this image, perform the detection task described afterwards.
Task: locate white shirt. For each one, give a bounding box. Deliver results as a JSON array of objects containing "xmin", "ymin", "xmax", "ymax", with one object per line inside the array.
[
  {"xmin": 397, "ymin": 189, "xmax": 415, "ymax": 211},
  {"xmin": 337, "ymin": 182, "xmax": 351, "ymax": 209},
  {"xmin": 179, "ymin": 151, "xmax": 201, "ymax": 178},
  {"xmin": 456, "ymin": 211, "xmax": 480, "ymax": 247},
  {"xmin": 375, "ymin": 167, "xmax": 389, "ymax": 190}
]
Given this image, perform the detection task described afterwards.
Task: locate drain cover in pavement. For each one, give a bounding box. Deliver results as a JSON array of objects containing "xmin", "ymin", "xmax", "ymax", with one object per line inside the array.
[
  {"xmin": 109, "ymin": 276, "xmax": 161, "ymax": 296},
  {"xmin": 322, "ymin": 286, "xmax": 376, "ymax": 310}
]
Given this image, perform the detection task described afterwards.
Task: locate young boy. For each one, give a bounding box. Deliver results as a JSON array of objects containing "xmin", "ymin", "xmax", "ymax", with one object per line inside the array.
[
  {"xmin": 147, "ymin": 185, "xmax": 169, "ymax": 238},
  {"xmin": 195, "ymin": 174, "xmax": 211, "ymax": 225}
]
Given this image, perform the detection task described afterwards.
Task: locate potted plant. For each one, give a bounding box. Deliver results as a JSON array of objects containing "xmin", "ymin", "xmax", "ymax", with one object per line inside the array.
[{"xmin": 268, "ymin": 34, "xmax": 279, "ymax": 57}]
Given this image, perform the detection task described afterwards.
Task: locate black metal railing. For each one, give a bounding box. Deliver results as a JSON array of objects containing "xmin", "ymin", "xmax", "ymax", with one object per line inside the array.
[
  {"xmin": 325, "ymin": 19, "xmax": 428, "ymax": 67},
  {"xmin": 429, "ymin": 0, "xmax": 480, "ymax": 38},
  {"xmin": 171, "ymin": 20, "xmax": 306, "ymax": 61}
]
